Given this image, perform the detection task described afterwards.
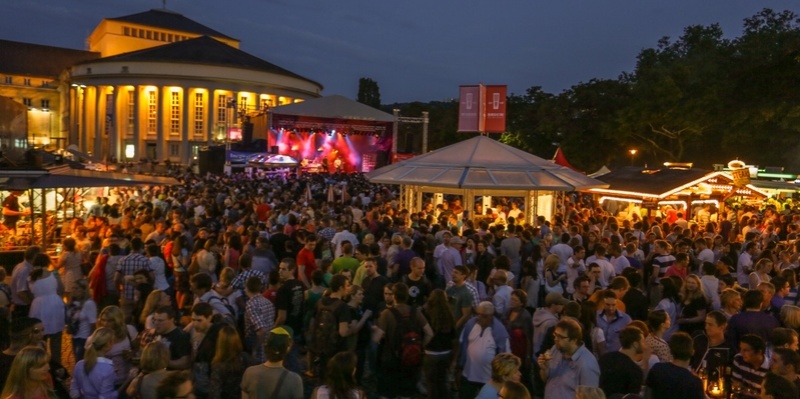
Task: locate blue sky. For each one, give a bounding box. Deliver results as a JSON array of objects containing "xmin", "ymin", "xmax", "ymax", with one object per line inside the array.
[{"xmin": 1, "ymin": 0, "xmax": 796, "ymax": 103}]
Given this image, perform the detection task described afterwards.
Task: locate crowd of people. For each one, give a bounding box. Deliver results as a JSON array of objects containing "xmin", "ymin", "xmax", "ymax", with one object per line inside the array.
[{"xmin": 0, "ymin": 169, "xmax": 799, "ymax": 399}]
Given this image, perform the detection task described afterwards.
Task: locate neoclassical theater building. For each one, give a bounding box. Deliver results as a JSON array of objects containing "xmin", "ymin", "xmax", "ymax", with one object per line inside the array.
[{"xmin": 0, "ymin": 8, "xmax": 323, "ymax": 165}]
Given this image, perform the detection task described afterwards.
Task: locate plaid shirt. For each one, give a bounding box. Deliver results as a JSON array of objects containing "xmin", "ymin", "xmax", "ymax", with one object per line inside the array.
[
  {"xmin": 231, "ymin": 269, "xmax": 267, "ymax": 292},
  {"xmin": 317, "ymin": 227, "xmax": 336, "ymax": 242},
  {"xmin": 117, "ymin": 252, "xmax": 150, "ymax": 301},
  {"xmin": 245, "ymin": 295, "xmax": 275, "ymax": 363}
]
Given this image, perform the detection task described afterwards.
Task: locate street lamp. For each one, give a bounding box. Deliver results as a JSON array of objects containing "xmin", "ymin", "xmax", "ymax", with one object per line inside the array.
[{"xmin": 629, "ymin": 149, "xmax": 638, "ymax": 165}]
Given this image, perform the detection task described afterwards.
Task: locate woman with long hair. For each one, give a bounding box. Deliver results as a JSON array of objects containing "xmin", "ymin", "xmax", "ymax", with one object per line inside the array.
[
  {"xmin": 749, "ymin": 258, "xmax": 774, "ymax": 289},
  {"xmin": 655, "ymin": 277, "xmax": 681, "ymax": 340},
  {"xmin": 343, "ymin": 284, "xmax": 370, "ymax": 383},
  {"xmin": 1, "ymin": 346, "xmax": 55, "ymax": 399},
  {"xmin": 139, "ymin": 289, "xmax": 170, "ymax": 330},
  {"xmin": 209, "ymin": 325, "xmax": 252, "ymax": 399},
  {"xmin": 66, "ymin": 279, "xmax": 97, "ymax": 362},
  {"xmin": 223, "ymin": 233, "xmax": 242, "ymax": 272},
  {"xmin": 422, "ymin": 289, "xmax": 456, "ymax": 399},
  {"xmin": 645, "ymin": 309, "xmax": 673, "ymax": 363},
  {"xmin": 126, "ymin": 341, "xmax": 170, "ymax": 399},
  {"xmin": 505, "ymin": 289, "xmax": 533, "ymax": 389},
  {"xmin": 56, "ymin": 236, "xmax": 84, "ymax": 299},
  {"xmin": 171, "ymin": 234, "xmax": 191, "ymax": 312},
  {"xmin": 519, "ymin": 259, "xmax": 540, "ymax": 313},
  {"xmin": 87, "ymin": 306, "xmax": 136, "ymax": 388},
  {"xmin": 677, "ymin": 274, "xmax": 709, "ymax": 335},
  {"xmin": 70, "ymin": 327, "xmax": 116, "ymax": 399},
  {"xmin": 28, "ymin": 253, "xmax": 65, "ymax": 365},
  {"xmin": 311, "ymin": 351, "xmax": 364, "ymax": 399},
  {"xmin": 543, "ymin": 254, "xmax": 565, "ymax": 294}
]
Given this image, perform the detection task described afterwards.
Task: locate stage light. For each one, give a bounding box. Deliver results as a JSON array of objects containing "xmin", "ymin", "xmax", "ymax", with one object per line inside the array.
[
  {"xmin": 331, "ymin": 130, "xmax": 336, "ymax": 135},
  {"xmin": 328, "ymin": 131, "xmax": 333, "ymax": 137}
]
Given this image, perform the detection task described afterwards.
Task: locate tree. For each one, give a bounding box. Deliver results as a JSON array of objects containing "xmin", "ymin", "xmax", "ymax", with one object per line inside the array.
[
  {"xmin": 617, "ymin": 24, "xmax": 732, "ymax": 163},
  {"xmin": 357, "ymin": 78, "xmax": 381, "ymax": 109}
]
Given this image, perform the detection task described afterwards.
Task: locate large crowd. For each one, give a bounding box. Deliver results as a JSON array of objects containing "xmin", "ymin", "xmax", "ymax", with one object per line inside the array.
[{"xmin": 0, "ymin": 169, "xmax": 799, "ymax": 399}]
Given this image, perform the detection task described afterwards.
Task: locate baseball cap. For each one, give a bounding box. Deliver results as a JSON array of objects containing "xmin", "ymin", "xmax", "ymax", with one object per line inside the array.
[
  {"xmin": 545, "ymin": 292, "xmax": 569, "ymax": 306},
  {"xmin": 266, "ymin": 326, "xmax": 294, "ymax": 354}
]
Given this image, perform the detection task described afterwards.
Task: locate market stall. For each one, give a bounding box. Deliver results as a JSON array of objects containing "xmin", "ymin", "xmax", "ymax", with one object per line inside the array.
[
  {"xmin": 0, "ymin": 164, "xmax": 179, "ymax": 252},
  {"xmin": 586, "ymin": 166, "xmax": 769, "ymax": 221}
]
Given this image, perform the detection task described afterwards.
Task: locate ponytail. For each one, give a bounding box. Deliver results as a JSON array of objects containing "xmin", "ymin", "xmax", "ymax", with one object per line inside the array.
[{"xmin": 84, "ymin": 328, "xmax": 114, "ymax": 374}]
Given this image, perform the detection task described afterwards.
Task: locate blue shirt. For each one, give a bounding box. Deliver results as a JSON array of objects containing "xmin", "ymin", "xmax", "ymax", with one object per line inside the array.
[
  {"xmin": 544, "ymin": 344, "xmax": 600, "ymax": 399},
  {"xmin": 596, "ymin": 309, "xmax": 632, "ymax": 352}
]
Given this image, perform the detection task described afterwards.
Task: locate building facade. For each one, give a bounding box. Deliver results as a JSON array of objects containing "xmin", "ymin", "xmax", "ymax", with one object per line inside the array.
[{"xmin": 1, "ymin": 8, "xmax": 323, "ymax": 166}]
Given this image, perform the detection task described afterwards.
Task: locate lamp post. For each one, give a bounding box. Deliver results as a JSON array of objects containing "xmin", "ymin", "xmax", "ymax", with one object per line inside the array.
[{"xmin": 629, "ymin": 149, "xmax": 638, "ymax": 165}]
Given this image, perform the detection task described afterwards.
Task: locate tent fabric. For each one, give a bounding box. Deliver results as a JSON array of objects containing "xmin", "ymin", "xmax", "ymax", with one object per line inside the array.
[
  {"xmin": 0, "ymin": 166, "xmax": 179, "ymax": 189},
  {"xmin": 271, "ymin": 95, "xmax": 395, "ymax": 122},
  {"xmin": 552, "ymin": 147, "xmax": 583, "ymax": 173},
  {"xmin": 589, "ymin": 166, "xmax": 611, "ymax": 178},
  {"xmin": 366, "ymin": 136, "xmax": 608, "ymax": 190}
]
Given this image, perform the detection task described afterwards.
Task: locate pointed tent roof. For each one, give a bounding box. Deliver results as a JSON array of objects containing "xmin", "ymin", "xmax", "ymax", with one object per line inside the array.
[
  {"xmin": 271, "ymin": 95, "xmax": 394, "ymax": 122},
  {"xmin": 366, "ymin": 136, "xmax": 608, "ymax": 190},
  {"xmin": 552, "ymin": 147, "xmax": 583, "ymax": 173}
]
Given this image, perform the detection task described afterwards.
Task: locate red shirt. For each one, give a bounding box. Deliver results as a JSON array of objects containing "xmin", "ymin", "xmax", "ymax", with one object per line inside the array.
[
  {"xmin": 263, "ymin": 288, "xmax": 278, "ymax": 304},
  {"xmin": 664, "ymin": 265, "xmax": 688, "ymax": 280},
  {"xmin": 296, "ymin": 247, "xmax": 317, "ymax": 284}
]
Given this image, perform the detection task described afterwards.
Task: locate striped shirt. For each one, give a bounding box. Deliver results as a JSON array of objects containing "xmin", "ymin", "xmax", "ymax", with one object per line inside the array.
[{"xmin": 731, "ymin": 353, "xmax": 768, "ymax": 393}]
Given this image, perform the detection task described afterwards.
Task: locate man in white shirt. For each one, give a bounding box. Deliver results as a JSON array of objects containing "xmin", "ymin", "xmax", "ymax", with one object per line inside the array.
[
  {"xmin": 738, "ymin": 242, "xmax": 758, "ymax": 287},
  {"xmin": 695, "ymin": 237, "xmax": 715, "ymax": 265},
  {"xmin": 585, "ymin": 246, "xmax": 615, "ymax": 288},
  {"xmin": 331, "ymin": 222, "xmax": 358, "ymax": 258},
  {"xmin": 549, "ymin": 233, "xmax": 574, "ymax": 274}
]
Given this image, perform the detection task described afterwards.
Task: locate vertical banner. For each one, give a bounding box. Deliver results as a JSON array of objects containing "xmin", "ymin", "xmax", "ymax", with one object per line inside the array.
[
  {"xmin": 457, "ymin": 85, "xmax": 481, "ymax": 132},
  {"xmin": 105, "ymin": 93, "xmax": 114, "ymax": 136},
  {"xmin": 483, "ymin": 85, "xmax": 507, "ymax": 133}
]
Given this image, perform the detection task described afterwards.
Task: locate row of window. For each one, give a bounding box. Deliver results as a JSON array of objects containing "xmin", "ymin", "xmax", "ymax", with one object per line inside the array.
[
  {"xmin": 122, "ymin": 26, "xmax": 191, "ymax": 43},
  {"xmin": 21, "ymin": 98, "xmax": 50, "ymax": 108},
  {"xmin": 3, "ymin": 76, "xmax": 52, "ymax": 87}
]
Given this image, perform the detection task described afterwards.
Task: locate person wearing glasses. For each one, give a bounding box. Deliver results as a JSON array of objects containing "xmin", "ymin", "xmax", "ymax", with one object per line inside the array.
[{"xmin": 537, "ymin": 318, "xmax": 600, "ymax": 399}]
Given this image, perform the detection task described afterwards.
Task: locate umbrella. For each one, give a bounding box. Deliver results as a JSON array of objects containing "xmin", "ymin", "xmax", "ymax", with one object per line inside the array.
[
  {"xmin": 327, "ymin": 185, "xmax": 334, "ymax": 203},
  {"xmin": 341, "ymin": 182, "xmax": 347, "ymax": 204},
  {"xmin": 305, "ymin": 185, "xmax": 312, "ymax": 202}
]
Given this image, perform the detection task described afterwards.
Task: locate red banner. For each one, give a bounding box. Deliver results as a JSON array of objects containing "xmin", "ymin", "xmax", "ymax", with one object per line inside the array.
[
  {"xmin": 483, "ymin": 85, "xmax": 507, "ymax": 133},
  {"xmin": 457, "ymin": 85, "xmax": 481, "ymax": 132}
]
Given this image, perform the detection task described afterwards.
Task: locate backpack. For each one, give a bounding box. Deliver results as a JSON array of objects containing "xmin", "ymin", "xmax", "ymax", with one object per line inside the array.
[
  {"xmin": 207, "ymin": 296, "xmax": 237, "ymax": 325},
  {"xmin": 388, "ymin": 306, "xmax": 423, "ymax": 368},
  {"xmin": 65, "ymin": 300, "xmax": 84, "ymax": 336},
  {"xmin": 310, "ymin": 299, "xmax": 342, "ymax": 357}
]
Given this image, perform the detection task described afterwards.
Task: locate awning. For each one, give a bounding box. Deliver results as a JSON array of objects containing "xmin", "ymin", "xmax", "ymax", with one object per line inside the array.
[{"xmin": 0, "ymin": 165, "xmax": 179, "ymax": 189}]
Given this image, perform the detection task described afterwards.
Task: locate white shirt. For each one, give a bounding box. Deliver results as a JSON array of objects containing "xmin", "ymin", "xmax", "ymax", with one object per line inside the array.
[
  {"xmin": 697, "ymin": 248, "xmax": 715, "ymax": 265},
  {"xmin": 149, "ymin": 256, "xmax": 170, "ymax": 291},
  {"xmin": 463, "ymin": 324, "xmax": 497, "ymax": 383}
]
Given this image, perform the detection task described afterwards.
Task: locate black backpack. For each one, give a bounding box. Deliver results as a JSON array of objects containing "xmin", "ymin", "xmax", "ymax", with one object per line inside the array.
[
  {"xmin": 207, "ymin": 296, "xmax": 237, "ymax": 325},
  {"xmin": 388, "ymin": 306, "xmax": 423, "ymax": 368},
  {"xmin": 310, "ymin": 299, "xmax": 342, "ymax": 358}
]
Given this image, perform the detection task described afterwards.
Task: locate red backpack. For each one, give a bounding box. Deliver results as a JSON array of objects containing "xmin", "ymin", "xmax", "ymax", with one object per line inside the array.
[{"xmin": 389, "ymin": 306, "xmax": 423, "ymax": 368}]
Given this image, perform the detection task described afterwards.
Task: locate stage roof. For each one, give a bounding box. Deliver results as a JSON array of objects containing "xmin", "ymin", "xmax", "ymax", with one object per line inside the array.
[{"xmin": 271, "ymin": 95, "xmax": 395, "ymax": 123}]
